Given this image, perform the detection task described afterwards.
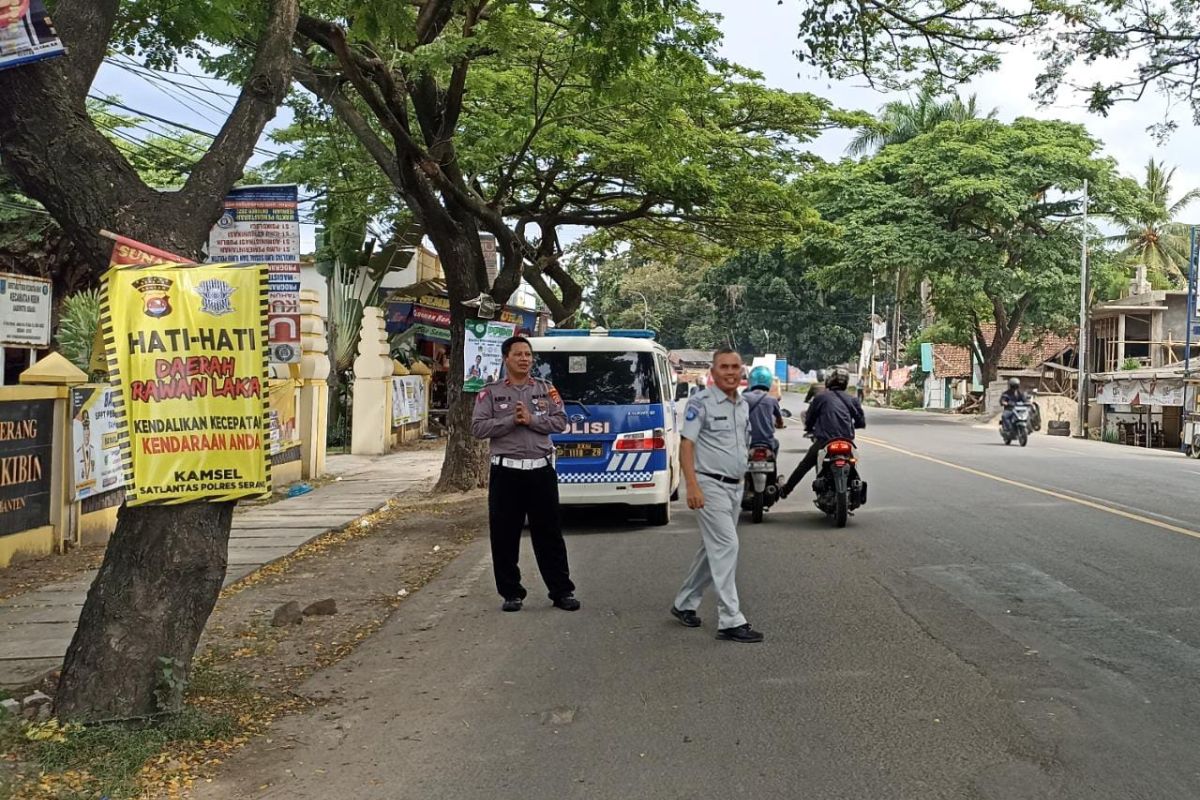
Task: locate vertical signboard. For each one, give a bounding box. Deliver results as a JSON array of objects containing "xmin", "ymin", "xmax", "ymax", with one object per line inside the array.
[
  {"xmin": 208, "ymin": 185, "xmax": 302, "ymax": 363},
  {"xmin": 101, "ymin": 262, "xmax": 271, "ymax": 505},
  {"xmin": 0, "ymin": 397, "xmax": 53, "ymax": 536}
]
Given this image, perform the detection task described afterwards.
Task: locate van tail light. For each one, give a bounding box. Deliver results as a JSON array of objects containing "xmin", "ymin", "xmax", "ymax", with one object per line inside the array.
[
  {"xmin": 615, "ymin": 428, "xmax": 667, "ymax": 451},
  {"xmin": 827, "ymin": 439, "xmax": 853, "ymax": 455}
]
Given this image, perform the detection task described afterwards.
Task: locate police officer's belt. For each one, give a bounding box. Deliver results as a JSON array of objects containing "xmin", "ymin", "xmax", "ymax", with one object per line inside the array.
[
  {"xmin": 491, "ymin": 456, "xmax": 552, "ymax": 470},
  {"xmin": 698, "ymin": 472, "xmax": 741, "ymax": 485}
]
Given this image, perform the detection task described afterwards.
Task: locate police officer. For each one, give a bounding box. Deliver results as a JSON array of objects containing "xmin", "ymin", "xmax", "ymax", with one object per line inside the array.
[
  {"xmin": 670, "ymin": 347, "xmax": 764, "ymax": 643},
  {"xmin": 471, "ymin": 335, "xmax": 580, "ymax": 613}
]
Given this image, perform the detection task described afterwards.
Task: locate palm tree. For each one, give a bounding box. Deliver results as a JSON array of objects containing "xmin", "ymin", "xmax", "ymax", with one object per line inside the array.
[
  {"xmin": 847, "ymin": 87, "xmax": 998, "ymax": 156},
  {"xmin": 1109, "ymin": 160, "xmax": 1200, "ymax": 289}
]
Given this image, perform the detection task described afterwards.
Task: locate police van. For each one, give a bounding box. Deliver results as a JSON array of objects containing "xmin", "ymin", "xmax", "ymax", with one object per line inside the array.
[{"xmin": 529, "ymin": 329, "xmax": 685, "ymax": 526}]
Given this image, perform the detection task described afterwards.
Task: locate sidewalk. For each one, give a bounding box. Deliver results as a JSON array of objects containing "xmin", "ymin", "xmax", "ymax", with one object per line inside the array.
[{"xmin": 0, "ymin": 448, "xmax": 444, "ymax": 688}]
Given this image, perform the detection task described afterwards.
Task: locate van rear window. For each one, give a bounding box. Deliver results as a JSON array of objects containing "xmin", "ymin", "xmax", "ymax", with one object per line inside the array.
[{"xmin": 533, "ymin": 352, "xmax": 662, "ymax": 405}]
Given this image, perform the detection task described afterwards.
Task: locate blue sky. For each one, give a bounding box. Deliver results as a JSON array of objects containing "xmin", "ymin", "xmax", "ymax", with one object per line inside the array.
[{"xmin": 90, "ymin": 2, "xmax": 1200, "ymax": 254}]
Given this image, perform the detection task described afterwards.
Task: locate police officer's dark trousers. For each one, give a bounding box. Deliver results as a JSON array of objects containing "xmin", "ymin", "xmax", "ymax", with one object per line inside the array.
[{"xmin": 488, "ymin": 465, "xmax": 575, "ymax": 601}]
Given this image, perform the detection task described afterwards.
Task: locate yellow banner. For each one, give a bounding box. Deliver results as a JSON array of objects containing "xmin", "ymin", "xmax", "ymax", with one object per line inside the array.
[{"xmin": 101, "ymin": 262, "xmax": 271, "ymax": 505}]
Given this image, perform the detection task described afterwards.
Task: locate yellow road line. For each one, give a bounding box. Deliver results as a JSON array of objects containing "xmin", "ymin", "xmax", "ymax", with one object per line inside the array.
[{"xmin": 857, "ymin": 435, "xmax": 1200, "ymax": 542}]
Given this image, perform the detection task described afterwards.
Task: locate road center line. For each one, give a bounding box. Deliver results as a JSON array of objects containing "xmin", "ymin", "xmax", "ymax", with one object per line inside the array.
[{"xmin": 858, "ymin": 435, "xmax": 1200, "ymax": 543}]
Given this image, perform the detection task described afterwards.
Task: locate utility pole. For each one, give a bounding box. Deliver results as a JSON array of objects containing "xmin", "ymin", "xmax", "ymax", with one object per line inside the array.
[
  {"xmin": 629, "ymin": 291, "xmax": 650, "ymax": 330},
  {"xmin": 1076, "ymin": 179, "xmax": 1090, "ymax": 438},
  {"xmin": 886, "ymin": 269, "xmax": 901, "ymax": 405},
  {"xmin": 1185, "ymin": 227, "xmax": 1198, "ymax": 436}
]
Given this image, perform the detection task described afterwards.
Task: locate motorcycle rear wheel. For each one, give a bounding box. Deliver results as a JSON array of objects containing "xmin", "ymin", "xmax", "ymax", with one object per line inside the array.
[
  {"xmin": 834, "ymin": 492, "xmax": 848, "ymax": 528},
  {"xmin": 751, "ymin": 491, "xmax": 764, "ymax": 524}
]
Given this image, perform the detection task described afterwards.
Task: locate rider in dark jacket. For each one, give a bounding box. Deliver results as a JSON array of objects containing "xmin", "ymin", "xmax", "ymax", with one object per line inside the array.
[
  {"xmin": 1000, "ymin": 377, "xmax": 1028, "ymax": 434},
  {"xmin": 780, "ymin": 368, "xmax": 865, "ymax": 499}
]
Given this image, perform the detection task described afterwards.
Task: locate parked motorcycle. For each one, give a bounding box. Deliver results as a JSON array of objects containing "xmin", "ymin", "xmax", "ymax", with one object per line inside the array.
[
  {"xmin": 743, "ymin": 444, "xmax": 780, "ymax": 523},
  {"xmin": 812, "ymin": 439, "xmax": 867, "ymax": 528},
  {"xmin": 1001, "ymin": 401, "xmax": 1032, "ymax": 447}
]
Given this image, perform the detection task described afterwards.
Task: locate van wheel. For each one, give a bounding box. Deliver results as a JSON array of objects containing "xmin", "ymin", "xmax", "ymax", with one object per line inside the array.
[
  {"xmin": 648, "ymin": 502, "xmax": 671, "ymax": 527},
  {"xmin": 669, "ymin": 468, "xmax": 679, "ymax": 501}
]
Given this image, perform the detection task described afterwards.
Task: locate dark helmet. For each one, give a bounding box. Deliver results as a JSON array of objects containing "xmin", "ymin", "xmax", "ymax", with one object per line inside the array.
[
  {"xmin": 826, "ymin": 367, "xmax": 850, "ymax": 390},
  {"xmin": 1008, "ymin": 377, "xmax": 1021, "ymax": 389}
]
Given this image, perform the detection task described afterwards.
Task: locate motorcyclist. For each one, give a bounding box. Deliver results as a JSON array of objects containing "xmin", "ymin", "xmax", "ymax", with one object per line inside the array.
[
  {"xmin": 1000, "ymin": 377, "xmax": 1028, "ymax": 435},
  {"xmin": 804, "ymin": 369, "xmax": 827, "ymax": 404},
  {"xmin": 780, "ymin": 367, "xmax": 865, "ymax": 499},
  {"xmin": 745, "ymin": 366, "xmax": 785, "ymax": 454}
]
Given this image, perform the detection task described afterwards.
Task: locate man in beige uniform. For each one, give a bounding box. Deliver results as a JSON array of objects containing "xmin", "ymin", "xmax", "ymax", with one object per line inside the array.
[
  {"xmin": 670, "ymin": 347, "xmax": 764, "ymax": 643},
  {"xmin": 472, "ymin": 335, "xmax": 580, "ymax": 613}
]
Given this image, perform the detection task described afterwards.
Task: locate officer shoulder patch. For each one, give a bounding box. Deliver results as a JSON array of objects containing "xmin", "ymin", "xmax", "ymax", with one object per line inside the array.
[
  {"xmin": 476, "ymin": 390, "xmax": 489, "ymax": 402},
  {"xmin": 685, "ymin": 406, "xmax": 699, "ymax": 421}
]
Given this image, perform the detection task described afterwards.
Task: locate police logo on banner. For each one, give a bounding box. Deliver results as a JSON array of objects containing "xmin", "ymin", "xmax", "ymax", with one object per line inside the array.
[
  {"xmin": 196, "ymin": 279, "xmax": 235, "ymax": 316},
  {"xmin": 132, "ymin": 275, "xmax": 173, "ymax": 318}
]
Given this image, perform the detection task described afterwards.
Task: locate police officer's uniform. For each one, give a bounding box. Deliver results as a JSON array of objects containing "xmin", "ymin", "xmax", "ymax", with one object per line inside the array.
[
  {"xmin": 674, "ymin": 387, "xmax": 750, "ymax": 630},
  {"xmin": 471, "ymin": 376, "xmax": 575, "ymax": 603}
]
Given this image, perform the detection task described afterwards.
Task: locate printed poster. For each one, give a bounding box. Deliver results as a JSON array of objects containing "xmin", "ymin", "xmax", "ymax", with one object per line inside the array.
[
  {"xmin": 70, "ymin": 385, "xmax": 125, "ymax": 501},
  {"xmin": 0, "ymin": 271, "xmax": 50, "ymax": 346},
  {"xmin": 207, "ymin": 185, "xmax": 302, "ymax": 364},
  {"xmin": 0, "ymin": 0, "xmax": 65, "ymax": 72},
  {"xmin": 392, "ymin": 376, "xmax": 427, "ymax": 426},
  {"xmin": 266, "ymin": 379, "xmax": 301, "ymax": 456},
  {"xmin": 464, "ymin": 320, "xmax": 516, "ymax": 393},
  {"xmin": 101, "ymin": 262, "xmax": 270, "ymax": 505}
]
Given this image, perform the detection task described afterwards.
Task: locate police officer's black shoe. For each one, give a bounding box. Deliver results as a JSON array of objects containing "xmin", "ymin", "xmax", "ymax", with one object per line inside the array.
[
  {"xmin": 716, "ymin": 623, "xmax": 764, "ymax": 643},
  {"xmin": 502, "ymin": 598, "xmax": 523, "ymax": 612},
  {"xmin": 552, "ymin": 593, "xmax": 581, "ymax": 611},
  {"xmin": 671, "ymin": 606, "xmax": 702, "ymax": 627}
]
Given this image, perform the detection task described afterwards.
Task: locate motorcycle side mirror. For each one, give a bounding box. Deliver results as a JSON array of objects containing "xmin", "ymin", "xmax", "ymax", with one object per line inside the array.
[
  {"xmin": 781, "ymin": 408, "xmax": 793, "ymax": 418},
  {"xmin": 675, "ymin": 383, "xmax": 690, "ymax": 401}
]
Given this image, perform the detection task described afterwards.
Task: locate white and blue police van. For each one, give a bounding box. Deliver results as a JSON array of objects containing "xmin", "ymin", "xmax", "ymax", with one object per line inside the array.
[{"xmin": 529, "ymin": 329, "xmax": 684, "ymax": 526}]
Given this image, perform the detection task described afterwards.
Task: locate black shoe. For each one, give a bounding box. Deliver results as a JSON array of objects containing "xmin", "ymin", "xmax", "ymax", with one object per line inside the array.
[
  {"xmin": 778, "ymin": 485, "xmax": 793, "ymax": 500},
  {"xmin": 671, "ymin": 606, "xmax": 702, "ymax": 628},
  {"xmin": 502, "ymin": 598, "xmax": 523, "ymax": 612},
  {"xmin": 716, "ymin": 623, "xmax": 764, "ymax": 643},
  {"xmin": 552, "ymin": 594, "xmax": 581, "ymax": 611}
]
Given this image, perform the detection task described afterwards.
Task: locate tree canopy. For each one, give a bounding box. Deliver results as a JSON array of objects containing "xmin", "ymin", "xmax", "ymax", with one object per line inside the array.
[
  {"xmin": 807, "ymin": 117, "xmax": 1135, "ymax": 384},
  {"xmin": 794, "ymin": 0, "xmax": 1200, "ymax": 136}
]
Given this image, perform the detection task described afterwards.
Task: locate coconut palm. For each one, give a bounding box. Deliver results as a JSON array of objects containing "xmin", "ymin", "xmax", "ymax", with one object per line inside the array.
[
  {"xmin": 847, "ymin": 87, "xmax": 999, "ymax": 156},
  {"xmin": 1109, "ymin": 160, "xmax": 1200, "ymax": 288}
]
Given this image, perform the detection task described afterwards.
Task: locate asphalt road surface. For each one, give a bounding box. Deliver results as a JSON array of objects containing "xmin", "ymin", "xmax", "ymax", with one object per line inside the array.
[{"xmin": 197, "ymin": 400, "xmax": 1200, "ymax": 800}]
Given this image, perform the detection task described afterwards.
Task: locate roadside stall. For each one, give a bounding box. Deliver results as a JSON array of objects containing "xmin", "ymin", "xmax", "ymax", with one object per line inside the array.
[{"xmin": 1094, "ymin": 369, "xmax": 1185, "ymax": 450}]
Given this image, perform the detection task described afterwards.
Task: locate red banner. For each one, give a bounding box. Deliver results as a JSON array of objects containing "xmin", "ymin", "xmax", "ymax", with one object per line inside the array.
[{"xmin": 102, "ymin": 231, "xmax": 192, "ymax": 269}]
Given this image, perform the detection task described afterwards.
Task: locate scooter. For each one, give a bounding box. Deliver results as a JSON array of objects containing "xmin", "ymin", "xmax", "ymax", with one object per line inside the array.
[
  {"xmin": 743, "ymin": 444, "xmax": 780, "ymax": 524},
  {"xmin": 812, "ymin": 439, "xmax": 867, "ymax": 528},
  {"xmin": 1001, "ymin": 401, "xmax": 1032, "ymax": 447}
]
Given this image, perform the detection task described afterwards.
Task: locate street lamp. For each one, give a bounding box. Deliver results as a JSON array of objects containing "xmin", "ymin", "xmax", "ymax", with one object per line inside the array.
[{"xmin": 629, "ymin": 291, "xmax": 651, "ymax": 329}]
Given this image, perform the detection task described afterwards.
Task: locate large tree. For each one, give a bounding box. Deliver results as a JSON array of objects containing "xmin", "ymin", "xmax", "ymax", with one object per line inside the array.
[
  {"xmin": 290, "ymin": 2, "xmax": 846, "ymax": 490},
  {"xmin": 809, "ymin": 118, "xmax": 1133, "ymax": 391},
  {"xmin": 0, "ymin": 0, "xmax": 299, "ymax": 720},
  {"xmin": 794, "ymin": 0, "xmax": 1200, "ymax": 135}
]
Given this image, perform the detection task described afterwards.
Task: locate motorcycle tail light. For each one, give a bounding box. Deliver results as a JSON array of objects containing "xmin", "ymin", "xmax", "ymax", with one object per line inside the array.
[
  {"xmin": 751, "ymin": 447, "xmax": 771, "ymax": 461},
  {"xmin": 827, "ymin": 440, "xmax": 853, "ymax": 455}
]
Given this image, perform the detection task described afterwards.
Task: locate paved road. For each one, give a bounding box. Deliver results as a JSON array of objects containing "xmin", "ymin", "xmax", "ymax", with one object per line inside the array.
[{"xmin": 198, "ymin": 401, "xmax": 1200, "ymax": 800}]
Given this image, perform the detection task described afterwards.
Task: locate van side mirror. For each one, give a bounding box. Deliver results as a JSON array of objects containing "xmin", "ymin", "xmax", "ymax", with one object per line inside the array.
[{"xmin": 675, "ymin": 383, "xmax": 690, "ymax": 401}]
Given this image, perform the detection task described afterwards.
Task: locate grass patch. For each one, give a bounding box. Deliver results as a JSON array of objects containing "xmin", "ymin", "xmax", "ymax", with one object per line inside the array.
[{"xmin": 10, "ymin": 709, "xmax": 236, "ymax": 800}]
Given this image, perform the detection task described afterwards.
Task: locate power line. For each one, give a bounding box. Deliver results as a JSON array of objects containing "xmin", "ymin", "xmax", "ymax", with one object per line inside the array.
[
  {"xmin": 106, "ymin": 57, "xmax": 235, "ymax": 128},
  {"xmin": 88, "ymin": 95, "xmax": 284, "ymax": 160}
]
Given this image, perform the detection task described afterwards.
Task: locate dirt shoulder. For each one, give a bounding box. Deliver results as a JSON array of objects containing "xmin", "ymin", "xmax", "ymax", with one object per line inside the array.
[{"xmin": 0, "ymin": 489, "xmax": 488, "ymax": 800}]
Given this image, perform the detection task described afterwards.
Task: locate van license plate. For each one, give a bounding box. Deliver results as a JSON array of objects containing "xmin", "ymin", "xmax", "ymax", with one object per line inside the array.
[{"xmin": 557, "ymin": 443, "xmax": 604, "ymax": 459}]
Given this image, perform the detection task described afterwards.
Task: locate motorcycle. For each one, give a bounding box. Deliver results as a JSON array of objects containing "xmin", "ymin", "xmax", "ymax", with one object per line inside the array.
[
  {"xmin": 1001, "ymin": 401, "xmax": 1032, "ymax": 447},
  {"xmin": 812, "ymin": 438, "xmax": 867, "ymax": 528},
  {"xmin": 742, "ymin": 444, "xmax": 780, "ymax": 524}
]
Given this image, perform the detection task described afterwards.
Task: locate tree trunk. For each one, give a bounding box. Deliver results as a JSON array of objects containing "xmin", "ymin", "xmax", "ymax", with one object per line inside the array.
[
  {"xmin": 0, "ymin": 0, "xmax": 299, "ymax": 721},
  {"xmin": 429, "ymin": 220, "xmax": 490, "ymax": 492},
  {"xmin": 56, "ymin": 502, "xmax": 234, "ymax": 720}
]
